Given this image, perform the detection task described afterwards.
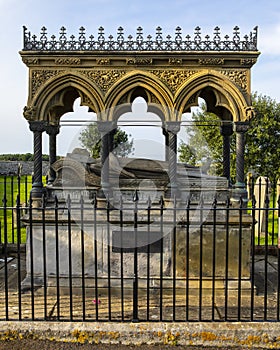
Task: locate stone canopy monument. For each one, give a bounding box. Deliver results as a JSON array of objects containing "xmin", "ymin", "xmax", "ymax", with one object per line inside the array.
[{"xmin": 19, "ymin": 26, "xmax": 259, "ymax": 295}]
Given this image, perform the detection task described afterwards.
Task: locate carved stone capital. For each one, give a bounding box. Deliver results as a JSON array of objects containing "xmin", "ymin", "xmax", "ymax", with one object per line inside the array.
[
  {"xmin": 165, "ymin": 121, "xmax": 181, "ymax": 134},
  {"xmin": 220, "ymin": 122, "xmax": 233, "ymax": 136},
  {"xmin": 45, "ymin": 124, "xmax": 60, "ymax": 136},
  {"xmin": 29, "ymin": 120, "xmax": 47, "ymax": 133},
  {"xmin": 234, "ymin": 121, "xmax": 249, "ymax": 133},
  {"xmin": 97, "ymin": 121, "xmax": 117, "ymax": 134}
]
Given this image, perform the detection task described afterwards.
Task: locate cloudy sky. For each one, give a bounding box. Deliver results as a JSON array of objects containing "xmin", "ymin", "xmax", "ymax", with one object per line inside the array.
[{"xmin": 0, "ymin": 0, "xmax": 279, "ymax": 157}]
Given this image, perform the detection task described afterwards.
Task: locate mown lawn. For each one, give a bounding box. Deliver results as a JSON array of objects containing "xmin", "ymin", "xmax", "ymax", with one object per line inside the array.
[
  {"xmin": 0, "ymin": 176, "xmax": 32, "ymax": 244},
  {"xmin": 247, "ymin": 196, "xmax": 279, "ymax": 246}
]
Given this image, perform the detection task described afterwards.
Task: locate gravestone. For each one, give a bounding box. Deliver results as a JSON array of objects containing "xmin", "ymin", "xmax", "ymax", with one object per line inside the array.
[{"xmin": 253, "ymin": 176, "xmax": 270, "ymax": 237}]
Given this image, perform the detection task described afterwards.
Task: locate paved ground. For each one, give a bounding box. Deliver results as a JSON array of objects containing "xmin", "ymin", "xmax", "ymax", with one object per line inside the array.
[
  {"xmin": 0, "ymin": 340, "xmax": 248, "ymax": 350},
  {"xmin": 0, "ymin": 253, "xmax": 279, "ymax": 349}
]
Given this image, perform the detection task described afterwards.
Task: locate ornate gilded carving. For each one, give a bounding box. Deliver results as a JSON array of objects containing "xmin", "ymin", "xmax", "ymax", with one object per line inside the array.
[
  {"xmin": 198, "ymin": 58, "xmax": 224, "ymax": 65},
  {"xmin": 118, "ymin": 92, "xmax": 130, "ymax": 105},
  {"xmin": 32, "ymin": 70, "xmax": 61, "ymax": 97},
  {"xmin": 126, "ymin": 58, "xmax": 153, "ymax": 65},
  {"xmin": 80, "ymin": 94, "xmax": 94, "ymax": 109},
  {"xmin": 149, "ymin": 94, "xmax": 160, "ymax": 104},
  {"xmin": 22, "ymin": 58, "xmax": 39, "ymax": 65},
  {"xmin": 54, "ymin": 57, "xmax": 81, "ymax": 65},
  {"xmin": 80, "ymin": 70, "xmax": 126, "ymax": 93},
  {"xmin": 245, "ymin": 106, "xmax": 255, "ymax": 120},
  {"xmin": 96, "ymin": 58, "xmax": 111, "ymax": 65},
  {"xmin": 168, "ymin": 58, "xmax": 183, "ymax": 65},
  {"xmin": 220, "ymin": 70, "xmax": 248, "ymax": 91},
  {"xmin": 151, "ymin": 70, "xmax": 196, "ymax": 93},
  {"xmin": 186, "ymin": 94, "xmax": 197, "ymax": 107},
  {"xmin": 23, "ymin": 105, "xmax": 37, "ymax": 121},
  {"xmin": 240, "ymin": 58, "xmax": 257, "ymax": 65}
]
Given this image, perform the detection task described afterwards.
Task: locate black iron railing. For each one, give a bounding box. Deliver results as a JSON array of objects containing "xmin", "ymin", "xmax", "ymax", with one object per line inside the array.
[
  {"xmin": 0, "ymin": 178, "xmax": 279, "ymax": 322},
  {"xmin": 22, "ymin": 26, "xmax": 258, "ymax": 52}
]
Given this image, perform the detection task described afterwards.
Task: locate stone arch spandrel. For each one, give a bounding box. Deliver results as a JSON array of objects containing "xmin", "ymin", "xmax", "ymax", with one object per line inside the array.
[
  {"xmin": 25, "ymin": 72, "xmax": 105, "ymax": 122},
  {"xmin": 104, "ymin": 71, "xmax": 174, "ymax": 122},
  {"xmin": 175, "ymin": 70, "xmax": 252, "ymax": 122}
]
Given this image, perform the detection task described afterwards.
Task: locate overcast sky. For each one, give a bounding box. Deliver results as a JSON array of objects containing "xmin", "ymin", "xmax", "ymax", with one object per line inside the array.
[{"xmin": 0, "ymin": 0, "xmax": 279, "ymax": 157}]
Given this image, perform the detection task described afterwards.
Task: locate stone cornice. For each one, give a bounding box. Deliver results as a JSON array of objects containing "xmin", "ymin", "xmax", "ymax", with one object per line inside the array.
[{"xmin": 20, "ymin": 51, "xmax": 260, "ymax": 69}]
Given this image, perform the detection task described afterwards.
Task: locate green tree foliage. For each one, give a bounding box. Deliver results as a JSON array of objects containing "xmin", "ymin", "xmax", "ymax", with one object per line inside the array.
[
  {"xmin": 79, "ymin": 123, "xmax": 134, "ymax": 159},
  {"xmin": 246, "ymin": 93, "xmax": 280, "ymax": 180},
  {"xmin": 178, "ymin": 102, "xmax": 233, "ymax": 177},
  {"xmin": 178, "ymin": 93, "xmax": 280, "ymax": 181},
  {"xmin": 0, "ymin": 153, "xmax": 49, "ymax": 161}
]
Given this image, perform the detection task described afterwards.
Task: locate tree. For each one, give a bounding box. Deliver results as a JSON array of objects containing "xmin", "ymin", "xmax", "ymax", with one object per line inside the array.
[
  {"xmin": 79, "ymin": 123, "xmax": 134, "ymax": 159},
  {"xmin": 178, "ymin": 102, "xmax": 231, "ymax": 177},
  {"xmin": 178, "ymin": 93, "xmax": 280, "ymax": 181},
  {"xmin": 246, "ymin": 92, "xmax": 280, "ymax": 180},
  {"xmin": 0, "ymin": 153, "xmax": 50, "ymax": 161}
]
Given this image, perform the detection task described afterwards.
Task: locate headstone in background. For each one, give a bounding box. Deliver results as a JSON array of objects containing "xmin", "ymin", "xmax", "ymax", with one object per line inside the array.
[
  {"xmin": 246, "ymin": 172, "xmax": 253, "ymax": 200},
  {"xmin": 253, "ymin": 176, "xmax": 270, "ymax": 237}
]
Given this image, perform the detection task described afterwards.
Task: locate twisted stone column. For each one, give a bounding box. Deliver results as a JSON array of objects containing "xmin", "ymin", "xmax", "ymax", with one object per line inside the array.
[
  {"xmin": 45, "ymin": 124, "xmax": 60, "ymax": 185},
  {"xmin": 165, "ymin": 122, "xmax": 181, "ymax": 197},
  {"xmin": 29, "ymin": 121, "xmax": 46, "ymax": 198},
  {"xmin": 220, "ymin": 122, "xmax": 233, "ymax": 183},
  {"xmin": 97, "ymin": 121, "xmax": 115, "ymax": 197}
]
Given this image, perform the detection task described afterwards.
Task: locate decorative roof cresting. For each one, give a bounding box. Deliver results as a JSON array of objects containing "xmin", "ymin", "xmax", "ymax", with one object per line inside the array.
[{"xmin": 22, "ymin": 26, "xmax": 258, "ymax": 52}]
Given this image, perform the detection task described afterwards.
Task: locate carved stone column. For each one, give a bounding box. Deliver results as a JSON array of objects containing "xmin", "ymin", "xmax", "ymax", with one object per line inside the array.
[
  {"xmin": 45, "ymin": 124, "xmax": 60, "ymax": 185},
  {"xmin": 165, "ymin": 122, "xmax": 181, "ymax": 197},
  {"xmin": 97, "ymin": 121, "xmax": 115, "ymax": 197},
  {"xmin": 162, "ymin": 127, "xmax": 169, "ymax": 162},
  {"xmin": 29, "ymin": 121, "xmax": 46, "ymax": 198},
  {"xmin": 233, "ymin": 121, "xmax": 249, "ymax": 202},
  {"xmin": 220, "ymin": 122, "xmax": 233, "ymax": 183}
]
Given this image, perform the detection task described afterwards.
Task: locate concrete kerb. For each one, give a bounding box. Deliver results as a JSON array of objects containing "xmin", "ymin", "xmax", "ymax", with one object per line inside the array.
[{"xmin": 0, "ymin": 321, "xmax": 280, "ymax": 348}]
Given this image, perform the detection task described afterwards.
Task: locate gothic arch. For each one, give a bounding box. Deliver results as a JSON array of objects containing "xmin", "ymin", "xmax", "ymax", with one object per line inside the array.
[
  {"xmin": 20, "ymin": 26, "xmax": 259, "ymax": 198},
  {"xmin": 29, "ymin": 73, "xmax": 104, "ymax": 123},
  {"xmin": 175, "ymin": 71, "xmax": 251, "ymax": 122},
  {"xmin": 104, "ymin": 71, "xmax": 174, "ymax": 122}
]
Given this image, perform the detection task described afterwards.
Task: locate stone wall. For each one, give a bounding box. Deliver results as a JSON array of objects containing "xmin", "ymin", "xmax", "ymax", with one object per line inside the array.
[{"xmin": 0, "ymin": 161, "xmax": 49, "ymax": 176}]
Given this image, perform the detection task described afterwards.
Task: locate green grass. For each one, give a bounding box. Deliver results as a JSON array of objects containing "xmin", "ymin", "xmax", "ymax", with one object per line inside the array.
[
  {"xmin": 247, "ymin": 197, "xmax": 279, "ymax": 246},
  {"xmin": 0, "ymin": 176, "xmax": 32, "ymax": 244}
]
